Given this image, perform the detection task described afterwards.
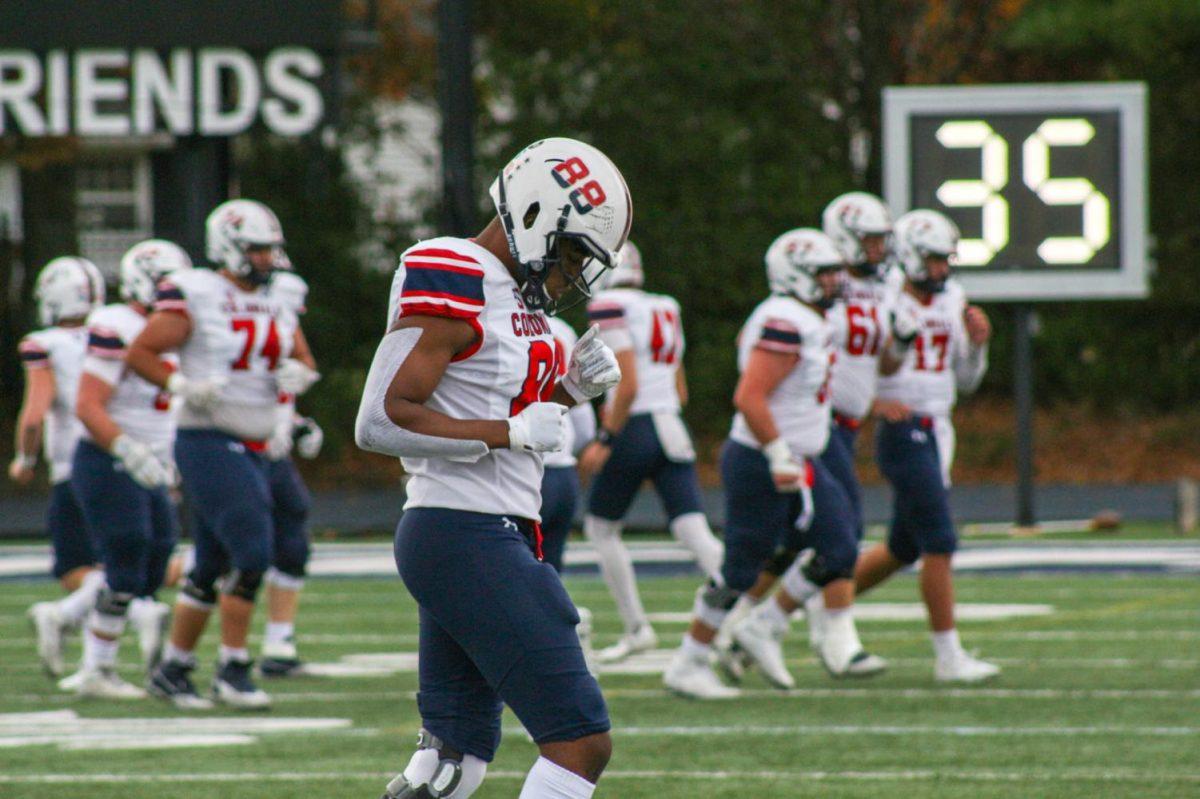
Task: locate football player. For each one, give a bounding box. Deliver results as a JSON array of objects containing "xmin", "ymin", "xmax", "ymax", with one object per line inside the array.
[
  {"xmin": 718, "ymin": 193, "xmax": 906, "ymax": 670},
  {"xmin": 128, "ymin": 199, "xmax": 318, "ymax": 709},
  {"xmin": 258, "ymin": 266, "xmax": 323, "ymax": 677},
  {"xmin": 854, "ymin": 208, "xmax": 999, "ymax": 683},
  {"xmin": 12, "ymin": 257, "xmax": 107, "ymax": 677},
  {"xmin": 356, "ymin": 137, "xmax": 629, "ymax": 799},
  {"xmin": 577, "ymin": 240, "xmax": 724, "ymax": 663},
  {"xmin": 60, "ymin": 240, "xmax": 191, "ymax": 698},
  {"xmin": 665, "ymin": 229, "xmax": 881, "ymax": 699}
]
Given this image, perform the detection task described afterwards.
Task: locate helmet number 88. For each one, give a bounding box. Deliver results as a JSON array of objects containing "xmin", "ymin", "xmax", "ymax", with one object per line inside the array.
[
  {"xmin": 552, "ymin": 158, "xmax": 607, "ymax": 214},
  {"xmin": 934, "ymin": 118, "xmax": 1111, "ymax": 266}
]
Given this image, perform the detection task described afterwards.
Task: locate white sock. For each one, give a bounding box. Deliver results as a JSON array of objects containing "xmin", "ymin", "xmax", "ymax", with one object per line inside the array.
[
  {"xmin": 757, "ymin": 598, "xmax": 791, "ymax": 630},
  {"xmin": 519, "ymin": 757, "xmax": 595, "ymax": 799},
  {"xmin": 163, "ymin": 642, "xmax": 195, "ymax": 665},
  {"xmin": 59, "ymin": 570, "xmax": 106, "ymax": 625},
  {"xmin": 932, "ymin": 628, "xmax": 962, "ymax": 661},
  {"xmin": 668, "ymin": 512, "xmax": 724, "ymax": 580},
  {"xmin": 218, "ymin": 645, "xmax": 250, "ymax": 665},
  {"xmin": 82, "ymin": 629, "xmax": 119, "ymax": 670},
  {"xmin": 803, "ymin": 590, "xmax": 825, "ymax": 615},
  {"xmin": 824, "ymin": 606, "xmax": 850, "ymax": 620},
  {"xmin": 265, "ymin": 621, "xmax": 294, "ymax": 645},
  {"xmin": 584, "ymin": 516, "xmax": 648, "ymax": 635},
  {"xmin": 681, "ymin": 633, "xmax": 711, "ymax": 659}
]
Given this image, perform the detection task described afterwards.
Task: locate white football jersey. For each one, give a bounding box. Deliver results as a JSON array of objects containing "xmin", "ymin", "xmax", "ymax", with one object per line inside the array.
[
  {"xmin": 729, "ymin": 295, "xmax": 834, "ymax": 457},
  {"xmin": 875, "ymin": 280, "xmax": 986, "ymax": 419},
  {"xmin": 587, "ymin": 287, "xmax": 684, "ymax": 415},
  {"xmin": 18, "ymin": 326, "xmax": 87, "ymax": 483},
  {"xmin": 266, "ymin": 271, "xmax": 310, "ymax": 459},
  {"xmin": 81, "ymin": 304, "xmax": 178, "ymax": 453},
  {"xmin": 828, "ymin": 268, "xmax": 900, "ymax": 420},
  {"xmin": 386, "ymin": 237, "xmax": 558, "ymax": 520},
  {"xmin": 155, "ymin": 269, "xmax": 297, "ymax": 441}
]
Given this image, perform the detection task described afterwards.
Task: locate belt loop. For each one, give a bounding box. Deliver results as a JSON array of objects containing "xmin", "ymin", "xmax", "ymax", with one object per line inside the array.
[{"xmin": 533, "ymin": 522, "xmax": 544, "ymax": 562}]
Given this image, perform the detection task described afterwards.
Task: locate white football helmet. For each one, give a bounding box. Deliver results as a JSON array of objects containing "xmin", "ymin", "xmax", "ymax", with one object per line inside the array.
[
  {"xmin": 489, "ymin": 137, "xmax": 632, "ymax": 313},
  {"xmin": 822, "ymin": 192, "xmax": 893, "ymax": 271},
  {"xmin": 34, "ymin": 257, "xmax": 105, "ymax": 326},
  {"xmin": 119, "ymin": 239, "xmax": 193, "ymax": 307},
  {"xmin": 765, "ymin": 228, "xmax": 845, "ymax": 308},
  {"xmin": 603, "ymin": 240, "xmax": 644, "ymax": 289},
  {"xmin": 205, "ymin": 199, "xmax": 286, "ymax": 285},
  {"xmin": 894, "ymin": 209, "xmax": 959, "ymax": 292}
]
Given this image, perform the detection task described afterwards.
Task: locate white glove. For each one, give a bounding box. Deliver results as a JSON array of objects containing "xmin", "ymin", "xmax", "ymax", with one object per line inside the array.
[
  {"xmin": 560, "ymin": 324, "xmax": 621, "ymax": 402},
  {"xmin": 275, "ymin": 358, "xmax": 321, "ymax": 395},
  {"xmin": 890, "ymin": 307, "xmax": 921, "ymax": 348},
  {"xmin": 294, "ymin": 417, "xmax": 324, "ymax": 460},
  {"xmin": 167, "ymin": 373, "xmax": 227, "ymax": 410},
  {"xmin": 763, "ymin": 438, "xmax": 804, "ymax": 493},
  {"xmin": 507, "ymin": 402, "xmax": 568, "ymax": 453},
  {"xmin": 112, "ymin": 435, "xmax": 173, "ymax": 489},
  {"xmin": 265, "ymin": 421, "xmax": 294, "ymax": 461}
]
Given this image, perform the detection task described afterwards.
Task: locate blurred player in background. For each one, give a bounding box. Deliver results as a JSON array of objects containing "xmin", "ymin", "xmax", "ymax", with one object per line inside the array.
[
  {"xmin": 60, "ymin": 240, "xmax": 191, "ymax": 698},
  {"xmin": 356, "ymin": 137, "xmax": 628, "ymax": 799},
  {"xmin": 666, "ymin": 229, "xmax": 880, "ymax": 698},
  {"xmin": 258, "ymin": 265, "xmax": 323, "ymax": 677},
  {"xmin": 12, "ymin": 257, "xmax": 106, "ymax": 677},
  {"xmin": 129, "ymin": 199, "xmax": 317, "ymax": 709},
  {"xmin": 857, "ymin": 208, "xmax": 999, "ymax": 683},
  {"xmin": 578, "ymin": 241, "xmax": 724, "ymax": 664},
  {"xmin": 541, "ymin": 315, "xmax": 598, "ymax": 574}
]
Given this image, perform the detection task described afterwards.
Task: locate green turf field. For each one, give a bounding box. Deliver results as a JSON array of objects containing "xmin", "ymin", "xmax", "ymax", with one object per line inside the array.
[{"xmin": 2, "ymin": 570, "xmax": 1198, "ymax": 798}]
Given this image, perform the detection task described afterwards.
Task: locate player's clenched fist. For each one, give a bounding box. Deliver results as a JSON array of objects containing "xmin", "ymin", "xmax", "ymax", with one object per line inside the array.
[
  {"xmin": 506, "ymin": 402, "xmax": 569, "ymax": 453},
  {"xmin": 963, "ymin": 305, "xmax": 991, "ymax": 346},
  {"xmin": 561, "ymin": 324, "xmax": 621, "ymax": 402}
]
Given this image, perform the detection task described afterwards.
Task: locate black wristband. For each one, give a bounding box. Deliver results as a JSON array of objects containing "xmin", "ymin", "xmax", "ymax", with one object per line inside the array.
[{"xmin": 595, "ymin": 428, "xmax": 616, "ymax": 447}]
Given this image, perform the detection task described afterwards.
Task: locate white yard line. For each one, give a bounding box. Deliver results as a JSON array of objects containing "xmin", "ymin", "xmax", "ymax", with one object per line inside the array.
[{"xmin": 2, "ymin": 768, "xmax": 1199, "ymax": 785}]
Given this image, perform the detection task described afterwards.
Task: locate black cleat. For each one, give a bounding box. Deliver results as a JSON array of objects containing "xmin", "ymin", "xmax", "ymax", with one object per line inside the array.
[{"xmin": 147, "ymin": 660, "xmax": 214, "ymax": 710}]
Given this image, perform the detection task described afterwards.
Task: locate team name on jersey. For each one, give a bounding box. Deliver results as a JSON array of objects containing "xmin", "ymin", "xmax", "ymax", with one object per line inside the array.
[{"xmin": 511, "ymin": 311, "xmax": 552, "ymax": 338}]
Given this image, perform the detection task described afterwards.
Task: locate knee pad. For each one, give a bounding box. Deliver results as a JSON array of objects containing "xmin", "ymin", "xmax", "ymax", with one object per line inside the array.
[
  {"xmin": 762, "ymin": 545, "xmax": 801, "ymax": 577},
  {"xmin": 694, "ymin": 579, "xmax": 739, "ymax": 629},
  {"xmin": 218, "ymin": 568, "xmax": 264, "ymax": 602},
  {"xmin": 271, "ymin": 537, "xmax": 310, "ymax": 579},
  {"xmin": 89, "ymin": 587, "xmax": 133, "ymax": 637},
  {"xmin": 583, "ymin": 515, "xmax": 622, "ymax": 544},
  {"xmin": 801, "ymin": 551, "xmax": 854, "ymax": 587},
  {"xmin": 179, "ymin": 574, "xmax": 217, "ymax": 610},
  {"xmin": 265, "ymin": 566, "xmax": 305, "ymax": 591},
  {"xmin": 385, "ymin": 729, "xmax": 486, "ymax": 798}
]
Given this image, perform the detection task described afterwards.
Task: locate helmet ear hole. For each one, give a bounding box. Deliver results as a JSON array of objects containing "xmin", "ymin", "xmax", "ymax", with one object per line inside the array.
[{"xmin": 521, "ymin": 203, "xmax": 540, "ymax": 230}]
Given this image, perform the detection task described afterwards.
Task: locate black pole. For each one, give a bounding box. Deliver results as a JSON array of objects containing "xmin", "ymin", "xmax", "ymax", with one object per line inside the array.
[
  {"xmin": 1014, "ymin": 304, "xmax": 1036, "ymax": 527},
  {"xmin": 437, "ymin": 0, "xmax": 476, "ymax": 237}
]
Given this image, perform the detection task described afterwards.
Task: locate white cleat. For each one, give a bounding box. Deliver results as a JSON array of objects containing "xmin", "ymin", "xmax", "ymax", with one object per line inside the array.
[
  {"xmin": 732, "ymin": 610, "xmax": 795, "ymax": 690},
  {"xmin": 935, "ymin": 650, "xmax": 1002, "ymax": 684},
  {"xmin": 130, "ymin": 600, "xmax": 171, "ymax": 673},
  {"xmin": 803, "ymin": 595, "xmax": 827, "ymax": 651},
  {"xmin": 818, "ymin": 611, "xmax": 887, "ymax": 679},
  {"xmin": 28, "ymin": 601, "xmax": 68, "ymax": 677},
  {"xmin": 596, "ymin": 624, "xmax": 657, "ymax": 664},
  {"xmin": 58, "ymin": 667, "xmax": 147, "ymax": 699},
  {"xmin": 663, "ymin": 648, "xmax": 740, "ymax": 699}
]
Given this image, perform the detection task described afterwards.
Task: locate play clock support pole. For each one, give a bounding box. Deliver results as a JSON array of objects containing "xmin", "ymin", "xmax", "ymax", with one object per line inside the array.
[{"xmin": 1013, "ymin": 304, "xmax": 1036, "ymax": 528}]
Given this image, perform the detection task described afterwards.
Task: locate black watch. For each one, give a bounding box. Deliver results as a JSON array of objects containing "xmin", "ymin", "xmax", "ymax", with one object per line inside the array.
[{"xmin": 595, "ymin": 428, "xmax": 616, "ymax": 447}]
